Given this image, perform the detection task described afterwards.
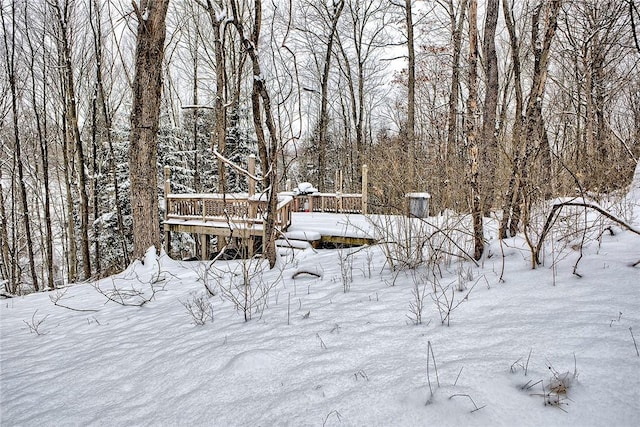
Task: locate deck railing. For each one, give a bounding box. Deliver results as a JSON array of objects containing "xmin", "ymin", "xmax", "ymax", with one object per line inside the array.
[
  {"xmin": 165, "ymin": 193, "xmax": 293, "ymax": 230},
  {"xmin": 293, "ymin": 193, "xmax": 364, "ymax": 214}
]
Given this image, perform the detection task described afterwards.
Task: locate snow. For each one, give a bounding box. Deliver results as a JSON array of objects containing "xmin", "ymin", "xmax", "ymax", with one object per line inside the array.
[
  {"xmin": 294, "ymin": 182, "xmax": 319, "ymax": 195},
  {"xmin": 2, "ymin": 195, "xmax": 640, "ymax": 426},
  {"xmin": 283, "ymin": 230, "xmax": 322, "ymax": 241},
  {"xmin": 290, "ymin": 212, "xmax": 374, "ymax": 239}
]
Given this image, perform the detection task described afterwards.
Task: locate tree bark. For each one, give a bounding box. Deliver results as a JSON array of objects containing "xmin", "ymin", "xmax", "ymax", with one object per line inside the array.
[
  {"xmin": 230, "ymin": 0, "xmax": 279, "ymax": 268},
  {"xmin": 318, "ymin": 0, "xmax": 344, "ymax": 191},
  {"xmin": 499, "ymin": 0, "xmax": 562, "ymax": 239},
  {"xmin": 52, "ymin": 0, "xmax": 92, "ymax": 279},
  {"xmin": 202, "ymin": 0, "xmax": 227, "ymax": 194},
  {"xmin": 445, "ymin": 0, "xmax": 469, "ymax": 160},
  {"xmin": 24, "ymin": 3, "xmax": 54, "ymax": 289},
  {"xmin": 467, "ymin": 0, "xmax": 484, "ymax": 260},
  {"xmin": 480, "ymin": 0, "xmax": 499, "ymax": 214},
  {"xmin": 129, "ymin": 0, "xmax": 170, "ymax": 260},
  {"xmin": 93, "ymin": 0, "xmax": 130, "ymax": 268},
  {"xmin": 405, "ymin": 0, "xmax": 416, "ymax": 182},
  {"xmin": 1, "ymin": 2, "xmax": 39, "ymax": 291}
]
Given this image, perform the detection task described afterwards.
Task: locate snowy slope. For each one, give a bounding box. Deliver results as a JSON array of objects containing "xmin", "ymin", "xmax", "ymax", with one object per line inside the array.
[{"xmin": 1, "ymin": 197, "xmax": 639, "ymax": 426}]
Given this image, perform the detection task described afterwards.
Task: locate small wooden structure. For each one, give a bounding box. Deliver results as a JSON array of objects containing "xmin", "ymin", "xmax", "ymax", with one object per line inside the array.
[{"xmin": 162, "ymin": 160, "xmax": 369, "ymax": 259}]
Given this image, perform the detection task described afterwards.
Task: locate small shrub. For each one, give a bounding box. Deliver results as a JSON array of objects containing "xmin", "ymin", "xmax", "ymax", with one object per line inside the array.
[{"xmin": 181, "ymin": 292, "xmax": 214, "ymax": 325}]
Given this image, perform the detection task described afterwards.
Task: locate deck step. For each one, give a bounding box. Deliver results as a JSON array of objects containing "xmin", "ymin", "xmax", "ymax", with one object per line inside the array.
[
  {"xmin": 275, "ymin": 239, "xmax": 312, "ymax": 250},
  {"xmin": 282, "ymin": 231, "xmax": 322, "ymax": 241}
]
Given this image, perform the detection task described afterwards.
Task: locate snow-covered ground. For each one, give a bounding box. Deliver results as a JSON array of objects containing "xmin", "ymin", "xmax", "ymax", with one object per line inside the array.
[{"xmin": 2, "ymin": 197, "xmax": 639, "ymax": 426}]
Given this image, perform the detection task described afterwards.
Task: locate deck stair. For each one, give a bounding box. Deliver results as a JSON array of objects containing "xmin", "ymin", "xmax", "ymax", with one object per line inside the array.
[{"xmin": 275, "ymin": 231, "xmax": 322, "ymax": 252}]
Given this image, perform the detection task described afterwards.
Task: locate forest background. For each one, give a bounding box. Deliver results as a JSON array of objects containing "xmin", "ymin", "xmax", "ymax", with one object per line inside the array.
[{"xmin": 1, "ymin": 0, "xmax": 639, "ymax": 294}]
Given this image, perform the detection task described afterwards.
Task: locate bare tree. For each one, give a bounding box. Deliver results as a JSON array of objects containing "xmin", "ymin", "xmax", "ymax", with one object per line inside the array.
[
  {"xmin": 1, "ymin": 0, "xmax": 39, "ymax": 291},
  {"xmin": 197, "ymin": 0, "xmax": 228, "ymax": 194},
  {"xmin": 499, "ymin": 0, "xmax": 562, "ymax": 239},
  {"xmin": 229, "ymin": 0, "xmax": 280, "ymax": 267},
  {"xmin": 317, "ymin": 0, "xmax": 344, "ymax": 191},
  {"xmin": 129, "ymin": 0, "xmax": 170, "ymax": 260},
  {"xmin": 480, "ymin": 0, "xmax": 499, "ymax": 214},
  {"xmin": 90, "ymin": 0, "xmax": 130, "ymax": 270},
  {"xmin": 466, "ymin": 0, "xmax": 483, "ymax": 260},
  {"xmin": 50, "ymin": 0, "xmax": 92, "ymax": 279},
  {"xmin": 443, "ymin": 0, "xmax": 469, "ymax": 161},
  {"xmin": 23, "ymin": 1, "xmax": 54, "ymax": 289}
]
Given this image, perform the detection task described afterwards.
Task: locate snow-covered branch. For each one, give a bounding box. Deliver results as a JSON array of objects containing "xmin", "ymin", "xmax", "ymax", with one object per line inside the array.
[{"xmin": 212, "ymin": 149, "xmax": 271, "ymax": 182}]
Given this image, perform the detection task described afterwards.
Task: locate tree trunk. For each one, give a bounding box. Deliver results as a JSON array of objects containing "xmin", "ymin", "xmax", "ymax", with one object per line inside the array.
[
  {"xmin": 318, "ymin": 0, "xmax": 344, "ymax": 191},
  {"xmin": 203, "ymin": 1, "xmax": 227, "ymax": 194},
  {"xmin": 480, "ymin": 0, "xmax": 499, "ymax": 214},
  {"xmin": 499, "ymin": 0, "xmax": 562, "ymax": 240},
  {"xmin": 24, "ymin": 3, "xmax": 54, "ymax": 289},
  {"xmin": 0, "ymin": 167, "xmax": 13, "ymax": 292},
  {"xmin": 93, "ymin": 0, "xmax": 129, "ymax": 268},
  {"xmin": 129, "ymin": 0, "xmax": 170, "ymax": 260},
  {"xmin": 446, "ymin": 0, "xmax": 469, "ymax": 160},
  {"xmin": 405, "ymin": 0, "xmax": 416, "ymax": 182},
  {"xmin": 1, "ymin": 2, "xmax": 39, "ymax": 291},
  {"xmin": 467, "ymin": 0, "xmax": 484, "ymax": 260},
  {"xmin": 499, "ymin": 0, "xmax": 524, "ymax": 238},
  {"xmin": 230, "ymin": 0, "xmax": 279, "ymax": 268},
  {"xmin": 52, "ymin": 0, "xmax": 92, "ymax": 279}
]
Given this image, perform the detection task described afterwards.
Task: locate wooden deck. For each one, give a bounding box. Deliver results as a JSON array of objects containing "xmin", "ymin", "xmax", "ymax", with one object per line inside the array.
[{"xmin": 162, "ymin": 163, "xmax": 372, "ymax": 259}]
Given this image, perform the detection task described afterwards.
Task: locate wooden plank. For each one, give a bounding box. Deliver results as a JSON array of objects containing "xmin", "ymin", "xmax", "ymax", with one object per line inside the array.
[
  {"xmin": 320, "ymin": 235, "xmax": 377, "ymax": 246},
  {"xmin": 164, "ymin": 222, "xmax": 262, "ymax": 238}
]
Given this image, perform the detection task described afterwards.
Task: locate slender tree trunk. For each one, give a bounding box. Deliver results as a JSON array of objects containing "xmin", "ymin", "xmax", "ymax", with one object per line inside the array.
[
  {"xmin": 24, "ymin": 3, "xmax": 54, "ymax": 289},
  {"xmin": 405, "ymin": 0, "xmax": 416, "ymax": 182},
  {"xmin": 129, "ymin": 0, "xmax": 170, "ymax": 260},
  {"xmin": 446, "ymin": 0, "xmax": 469, "ymax": 160},
  {"xmin": 318, "ymin": 0, "xmax": 344, "ymax": 191},
  {"xmin": 0, "ymin": 167, "xmax": 12, "ymax": 291},
  {"xmin": 443, "ymin": 0, "xmax": 469, "ymax": 209},
  {"xmin": 92, "ymin": 0, "xmax": 129, "ymax": 267},
  {"xmin": 90, "ymin": 29, "xmax": 101, "ymax": 276},
  {"xmin": 61, "ymin": 109, "xmax": 78, "ymax": 282},
  {"xmin": 203, "ymin": 0, "xmax": 227, "ymax": 194},
  {"xmin": 500, "ymin": 0, "xmax": 562, "ymax": 240},
  {"xmin": 51, "ymin": 0, "xmax": 92, "ymax": 279},
  {"xmin": 481, "ymin": 0, "xmax": 499, "ymax": 214},
  {"xmin": 467, "ymin": 0, "xmax": 484, "ymax": 260},
  {"xmin": 499, "ymin": 0, "xmax": 524, "ymax": 238},
  {"xmin": 230, "ymin": 0, "xmax": 279, "ymax": 267},
  {"xmin": 1, "ymin": 2, "xmax": 39, "ymax": 291}
]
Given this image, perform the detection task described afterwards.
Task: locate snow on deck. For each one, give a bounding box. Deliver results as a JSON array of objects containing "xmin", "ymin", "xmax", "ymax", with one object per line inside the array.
[
  {"xmin": 164, "ymin": 212, "xmax": 375, "ymax": 240},
  {"xmin": 288, "ymin": 212, "xmax": 374, "ymax": 239}
]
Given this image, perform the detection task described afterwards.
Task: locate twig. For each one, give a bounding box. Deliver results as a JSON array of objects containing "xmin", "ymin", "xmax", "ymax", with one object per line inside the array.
[
  {"xmin": 212, "ymin": 148, "xmax": 268, "ymax": 182},
  {"xmin": 316, "ymin": 333, "xmax": 327, "ymax": 349},
  {"xmin": 23, "ymin": 310, "xmax": 49, "ymax": 335},
  {"xmin": 426, "ymin": 341, "xmax": 440, "ymax": 404},
  {"xmin": 322, "ymin": 410, "xmax": 342, "ymax": 426},
  {"xmin": 49, "ymin": 289, "xmax": 99, "ymax": 313},
  {"xmin": 454, "ymin": 366, "xmax": 464, "ymax": 386},
  {"xmin": 631, "ymin": 327, "xmax": 639, "ymax": 357},
  {"xmin": 448, "ymin": 394, "xmax": 486, "ymax": 413},
  {"xmin": 292, "ymin": 270, "xmax": 322, "ymax": 279}
]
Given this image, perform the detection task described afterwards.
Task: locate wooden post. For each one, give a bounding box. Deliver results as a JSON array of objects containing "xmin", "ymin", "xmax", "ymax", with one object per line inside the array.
[
  {"xmin": 163, "ymin": 166, "xmax": 171, "ymax": 255},
  {"xmin": 361, "ymin": 164, "xmax": 368, "ymax": 215},
  {"xmin": 248, "ymin": 154, "xmax": 256, "ymax": 197},
  {"xmin": 200, "ymin": 234, "xmax": 209, "ymax": 260},
  {"xmin": 247, "ymin": 155, "xmax": 257, "ymax": 255}
]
